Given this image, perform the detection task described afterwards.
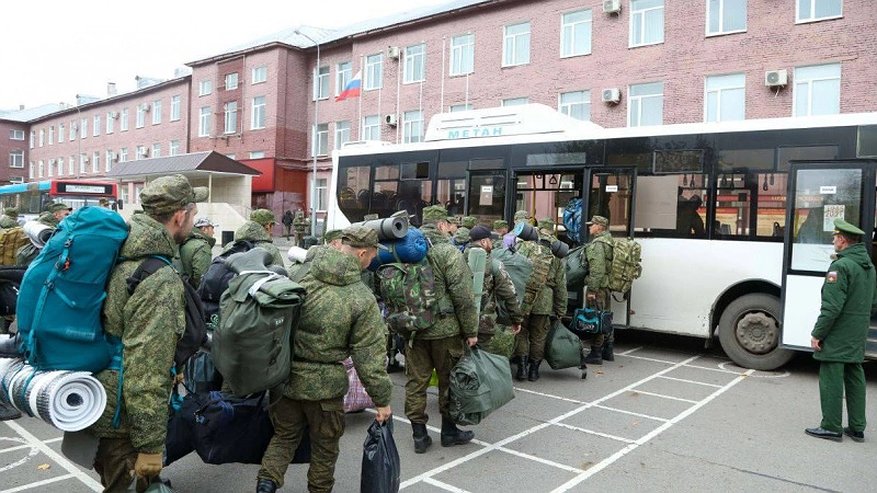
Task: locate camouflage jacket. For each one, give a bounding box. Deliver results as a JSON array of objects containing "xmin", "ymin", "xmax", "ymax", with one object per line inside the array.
[
  {"xmin": 288, "ymin": 245, "xmax": 323, "ymax": 282},
  {"xmin": 285, "ymin": 247, "xmax": 392, "ymax": 405},
  {"xmin": 464, "ymin": 245, "xmax": 522, "ymax": 334},
  {"xmin": 0, "ymin": 216, "xmax": 17, "ymax": 229},
  {"xmin": 521, "ymin": 238, "xmax": 566, "ymax": 317},
  {"xmin": 37, "ymin": 212, "xmax": 59, "ymax": 228},
  {"xmin": 585, "ymin": 231, "xmax": 613, "ymax": 291},
  {"xmin": 226, "ymin": 220, "xmax": 285, "ymax": 267},
  {"xmin": 420, "ymin": 223, "xmax": 451, "ymax": 246},
  {"xmin": 417, "ymin": 224, "xmax": 478, "ymax": 340},
  {"xmin": 88, "ymin": 214, "xmax": 185, "ymax": 453},
  {"xmin": 515, "ymin": 240, "xmax": 553, "ymax": 316},
  {"xmin": 179, "ymin": 227, "xmax": 215, "ymax": 288}
]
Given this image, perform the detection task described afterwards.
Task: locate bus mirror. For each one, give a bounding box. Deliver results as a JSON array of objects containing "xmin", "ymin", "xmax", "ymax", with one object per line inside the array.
[{"xmin": 115, "ymin": 199, "xmax": 123, "ymax": 211}]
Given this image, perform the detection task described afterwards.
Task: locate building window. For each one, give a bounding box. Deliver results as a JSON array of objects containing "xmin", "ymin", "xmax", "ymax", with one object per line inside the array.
[
  {"xmin": 106, "ymin": 150, "xmax": 113, "ymax": 172},
  {"xmin": 47, "ymin": 159, "xmax": 54, "ymax": 177},
  {"xmin": 797, "ymin": 0, "xmax": 842, "ymax": 23},
  {"xmin": 251, "ymin": 96, "xmax": 266, "ymax": 129},
  {"xmin": 630, "ymin": 0, "xmax": 665, "ymax": 47},
  {"xmin": 249, "ymin": 151, "xmax": 265, "ymax": 159},
  {"xmin": 120, "ymin": 108, "xmax": 129, "ymax": 131},
  {"xmin": 705, "ymin": 73, "xmax": 745, "ymax": 122},
  {"xmin": 92, "ymin": 151, "xmax": 100, "ymax": 173},
  {"xmin": 336, "ymin": 61, "xmax": 352, "ymax": 96},
  {"xmin": 315, "ymin": 177, "xmax": 328, "ymax": 211},
  {"xmin": 707, "ymin": 0, "xmax": 747, "ymax": 35},
  {"xmin": 59, "ymin": 124, "xmax": 65, "ymax": 142},
  {"xmin": 450, "ymin": 103, "xmax": 473, "ymax": 112},
  {"xmin": 365, "ymin": 53, "xmax": 383, "ymax": 90},
  {"xmin": 404, "ymin": 44, "xmax": 426, "ymax": 83},
  {"xmin": 312, "ymin": 123, "xmax": 328, "ymax": 156},
  {"xmin": 559, "ymin": 91, "xmax": 591, "ymax": 121},
  {"xmin": 252, "ymin": 66, "xmax": 267, "ymax": 84},
  {"xmin": 362, "ymin": 115, "xmax": 380, "ymax": 141},
  {"xmin": 9, "ymin": 150, "xmax": 24, "ymax": 168},
  {"xmin": 169, "ymin": 140, "xmax": 181, "ymax": 156},
  {"xmin": 79, "ymin": 154, "xmax": 87, "ymax": 173},
  {"xmin": 225, "ymin": 73, "xmax": 239, "ymax": 90},
  {"xmin": 9, "ymin": 129, "xmax": 24, "ymax": 140},
  {"xmin": 502, "ymin": 97, "xmax": 529, "ymax": 106},
  {"xmin": 105, "ymin": 113, "xmax": 114, "ymax": 134},
  {"xmin": 794, "ymin": 63, "xmax": 841, "ymax": 116},
  {"xmin": 223, "ymin": 101, "xmax": 238, "ymax": 134},
  {"xmin": 561, "ymin": 9, "xmax": 592, "ymax": 57},
  {"xmin": 29, "ymin": 131, "xmax": 34, "ymax": 149},
  {"xmin": 450, "ymin": 34, "xmax": 475, "ymax": 76},
  {"xmin": 628, "ymin": 81, "xmax": 664, "ymax": 126},
  {"xmin": 151, "ymin": 143, "xmax": 161, "ymax": 158},
  {"xmin": 29, "ymin": 161, "xmax": 33, "ymax": 179},
  {"xmin": 152, "ymin": 100, "xmax": 162, "ymax": 124},
  {"xmin": 335, "ymin": 121, "xmax": 351, "ymax": 150},
  {"xmin": 403, "ymin": 110, "xmax": 424, "ymax": 144},
  {"xmin": 49, "ymin": 126, "xmax": 55, "ymax": 145},
  {"xmin": 170, "ymin": 95, "xmax": 181, "ymax": 121},
  {"xmin": 38, "ymin": 160, "xmax": 44, "ymax": 178},
  {"xmin": 199, "ymin": 80, "xmax": 212, "ymax": 96},
  {"xmin": 136, "ymin": 146, "xmax": 147, "ymax": 160},
  {"xmin": 199, "ymin": 107, "xmax": 211, "ymax": 137},
  {"xmin": 503, "ymin": 22, "xmax": 531, "ymax": 66},
  {"xmin": 69, "ymin": 123, "xmax": 76, "ymax": 141},
  {"xmin": 39, "ymin": 129, "xmax": 44, "ymax": 147},
  {"xmin": 81, "ymin": 118, "xmax": 88, "ymax": 138},
  {"xmin": 314, "ymin": 66, "xmax": 329, "ymax": 100},
  {"xmin": 136, "ymin": 105, "xmax": 146, "ymax": 128},
  {"xmin": 93, "ymin": 115, "xmax": 101, "ymax": 136},
  {"xmin": 119, "ymin": 148, "xmax": 128, "ymax": 162}
]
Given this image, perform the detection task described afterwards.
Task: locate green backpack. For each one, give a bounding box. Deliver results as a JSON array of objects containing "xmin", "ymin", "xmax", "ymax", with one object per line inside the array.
[
  {"xmin": 376, "ymin": 259, "xmax": 439, "ymax": 334},
  {"xmin": 607, "ymin": 237, "xmax": 642, "ymax": 294}
]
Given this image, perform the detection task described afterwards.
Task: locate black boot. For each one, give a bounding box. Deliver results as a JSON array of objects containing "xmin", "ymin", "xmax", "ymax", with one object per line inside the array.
[
  {"xmin": 441, "ymin": 416, "xmax": 474, "ymax": 447},
  {"xmin": 0, "ymin": 402, "xmax": 21, "ymax": 421},
  {"xmin": 527, "ymin": 359, "xmax": 541, "ymax": 381},
  {"xmin": 411, "ymin": 422, "xmax": 432, "ymax": 454},
  {"xmin": 584, "ymin": 346, "xmax": 603, "ymax": 365},
  {"xmin": 579, "ymin": 351, "xmax": 588, "ymax": 379},
  {"xmin": 602, "ymin": 341, "xmax": 614, "ymax": 362},
  {"xmin": 515, "ymin": 355, "xmax": 529, "ymax": 381},
  {"xmin": 256, "ymin": 478, "xmax": 277, "ymax": 493}
]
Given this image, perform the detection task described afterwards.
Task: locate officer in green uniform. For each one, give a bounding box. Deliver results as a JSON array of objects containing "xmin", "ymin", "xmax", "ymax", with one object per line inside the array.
[
  {"xmin": 87, "ymin": 175, "xmax": 207, "ymax": 492},
  {"xmin": 257, "ymin": 225, "xmax": 392, "ymax": 493},
  {"xmin": 406, "ymin": 205, "xmax": 478, "ymax": 453},
  {"xmin": 805, "ymin": 218, "xmax": 877, "ymax": 442},
  {"xmin": 584, "ymin": 215, "xmax": 614, "ymax": 365},
  {"xmin": 224, "ymin": 209, "xmax": 285, "ymax": 268},
  {"xmin": 0, "ymin": 208, "xmax": 18, "ymax": 229},
  {"xmin": 179, "ymin": 216, "xmax": 217, "ymax": 288}
]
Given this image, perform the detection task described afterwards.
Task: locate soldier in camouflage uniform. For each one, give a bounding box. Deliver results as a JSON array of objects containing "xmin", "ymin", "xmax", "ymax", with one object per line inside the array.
[
  {"xmin": 406, "ymin": 205, "xmax": 478, "ymax": 454},
  {"xmin": 456, "ymin": 215, "xmax": 476, "ymax": 240},
  {"xmin": 292, "ymin": 209, "xmax": 310, "ymax": 248},
  {"xmin": 224, "ymin": 209, "xmax": 285, "ymax": 267},
  {"xmin": 538, "ymin": 217, "xmax": 556, "ymax": 237},
  {"xmin": 287, "ymin": 229, "xmax": 343, "ymax": 283},
  {"xmin": 87, "ymin": 175, "xmax": 207, "ymax": 492},
  {"xmin": 257, "ymin": 225, "xmax": 392, "ymax": 493},
  {"xmin": 179, "ymin": 216, "xmax": 217, "ymax": 288},
  {"xmin": 464, "ymin": 226, "xmax": 522, "ymax": 354},
  {"xmin": 38, "ymin": 201, "xmax": 72, "ymax": 227},
  {"xmin": 584, "ymin": 215, "xmax": 614, "ymax": 365},
  {"xmin": 0, "ymin": 208, "xmax": 17, "ymax": 229}
]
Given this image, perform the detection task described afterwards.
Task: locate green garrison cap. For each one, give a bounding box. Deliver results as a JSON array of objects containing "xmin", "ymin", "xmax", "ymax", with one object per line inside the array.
[
  {"xmin": 833, "ymin": 218, "xmax": 865, "ymax": 236},
  {"xmin": 493, "ymin": 220, "xmax": 509, "ymax": 230},
  {"xmin": 422, "ymin": 205, "xmax": 450, "ymax": 222},
  {"xmin": 586, "ymin": 215, "xmax": 609, "ymax": 227},
  {"xmin": 513, "ymin": 210, "xmax": 529, "ymax": 222},
  {"xmin": 250, "ymin": 208, "xmax": 276, "ymax": 226},
  {"xmin": 538, "ymin": 217, "xmax": 555, "ymax": 229},
  {"xmin": 461, "ymin": 216, "xmax": 477, "ymax": 229}
]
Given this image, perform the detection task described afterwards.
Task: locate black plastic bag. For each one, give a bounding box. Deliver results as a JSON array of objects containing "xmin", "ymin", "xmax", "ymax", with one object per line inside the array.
[{"xmin": 360, "ymin": 420, "xmax": 400, "ymax": 493}]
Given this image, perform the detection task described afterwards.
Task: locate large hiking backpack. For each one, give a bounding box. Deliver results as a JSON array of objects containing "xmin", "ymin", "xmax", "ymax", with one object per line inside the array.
[
  {"xmin": 565, "ymin": 245, "xmax": 588, "ymax": 292},
  {"xmin": 607, "ymin": 237, "xmax": 642, "ymax": 294},
  {"xmin": 514, "ymin": 241, "xmax": 554, "ymax": 316},
  {"xmin": 0, "ymin": 227, "xmax": 30, "ymax": 266},
  {"xmin": 490, "ymin": 249, "xmax": 532, "ymax": 325},
  {"xmin": 197, "ymin": 240, "xmax": 254, "ymax": 325},
  {"xmin": 376, "ymin": 258, "xmax": 440, "ymax": 334}
]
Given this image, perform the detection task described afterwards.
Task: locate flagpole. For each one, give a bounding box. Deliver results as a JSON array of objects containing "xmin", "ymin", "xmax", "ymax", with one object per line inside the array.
[{"xmin": 358, "ymin": 54, "xmax": 363, "ymax": 136}]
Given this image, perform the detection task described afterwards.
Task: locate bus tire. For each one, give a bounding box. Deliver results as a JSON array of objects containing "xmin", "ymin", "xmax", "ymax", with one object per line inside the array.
[{"xmin": 717, "ymin": 293, "xmax": 794, "ymax": 371}]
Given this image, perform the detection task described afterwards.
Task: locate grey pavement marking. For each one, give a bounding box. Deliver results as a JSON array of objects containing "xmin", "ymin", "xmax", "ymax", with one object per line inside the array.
[
  {"xmin": 422, "ymin": 477, "xmax": 470, "ymax": 493},
  {"xmin": 552, "ymin": 422, "xmax": 636, "ymax": 444},
  {"xmin": 630, "ymin": 390, "xmax": 700, "ymax": 404},
  {"xmin": 657, "ymin": 375, "xmax": 724, "ymax": 388},
  {"xmin": 0, "ymin": 474, "xmax": 75, "ymax": 493},
  {"xmin": 3, "ymin": 421, "xmax": 102, "ymax": 492}
]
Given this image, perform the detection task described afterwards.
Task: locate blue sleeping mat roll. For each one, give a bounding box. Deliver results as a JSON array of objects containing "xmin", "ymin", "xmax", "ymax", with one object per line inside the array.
[{"xmin": 369, "ymin": 228, "xmax": 429, "ymax": 270}]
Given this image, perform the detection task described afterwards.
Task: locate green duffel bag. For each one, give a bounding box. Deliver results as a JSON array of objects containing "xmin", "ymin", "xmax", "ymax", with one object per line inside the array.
[
  {"xmin": 544, "ymin": 320, "xmax": 582, "ymax": 370},
  {"xmin": 565, "ymin": 245, "xmax": 588, "ymax": 292},
  {"xmin": 449, "ymin": 346, "xmax": 515, "ymax": 426}
]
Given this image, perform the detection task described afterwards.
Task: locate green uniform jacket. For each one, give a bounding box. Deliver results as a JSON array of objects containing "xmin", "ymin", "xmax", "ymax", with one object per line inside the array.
[
  {"xmin": 179, "ymin": 228, "xmax": 215, "ymax": 288},
  {"xmin": 88, "ymin": 214, "xmax": 185, "ymax": 453},
  {"xmin": 226, "ymin": 220, "xmax": 285, "ymax": 267},
  {"xmin": 464, "ymin": 246, "xmax": 523, "ymax": 334},
  {"xmin": 285, "ymin": 247, "xmax": 392, "ymax": 405},
  {"xmin": 37, "ymin": 212, "xmax": 59, "ymax": 228},
  {"xmin": 585, "ymin": 231, "xmax": 613, "ymax": 290},
  {"xmin": 0, "ymin": 216, "xmax": 17, "ymax": 228},
  {"xmin": 420, "ymin": 224, "xmax": 478, "ymax": 340},
  {"xmin": 811, "ymin": 242, "xmax": 877, "ymax": 363},
  {"xmin": 531, "ymin": 242, "xmax": 567, "ymax": 317}
]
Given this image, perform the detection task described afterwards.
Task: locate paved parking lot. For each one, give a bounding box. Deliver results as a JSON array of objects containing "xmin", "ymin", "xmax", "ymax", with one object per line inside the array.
[{"xmin": 2, "ymin": 331, "xmax": 876, "ymax": 492}]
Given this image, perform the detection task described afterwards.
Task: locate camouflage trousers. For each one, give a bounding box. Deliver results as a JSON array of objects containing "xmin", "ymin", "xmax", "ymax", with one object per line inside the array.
[
  {"xmin": 404, "ymin": 335, "xmax": 465, "ymax": 424},
  {"xmin": 513, "ymin": 314, "xmax": 550, "ymax": 361},
  {"xmin": 93, "ymin": 437, "xmax": 149, "ymax": 493},
  {"xmin": 258, "ymin": 396, "xmax": 345, "ymax": 492},
  {"xmin": 584, "ymin": 288, "xmax": 614, "ymax": 348}
]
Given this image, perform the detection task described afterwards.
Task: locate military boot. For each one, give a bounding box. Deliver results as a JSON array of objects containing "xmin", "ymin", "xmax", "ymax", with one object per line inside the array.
[
  {"xmin": 527, "ymin": 359, "xmax": 541, "ymax": 382},
  {"xmin": 579, "ymin": 351, "xmax": 588, "ymax": 380},
  {"xmin": 602, "ymin": 341, "xmax": 615, "ymax": 362},
  {"xmin": 515, "ymin": 355, "xmax": 529, "ymax": 381},
  {"xmin": 441, "ymin": 416, "xmax": 474, "ymax": 447},
  {"xmin": 256, "ymin": 479, "xmax": 277, "ymax": 493},
  {"xmin": 0, "ymin": 402, "xmax": 20, "ymax": 421},
  {"xmin": 411, "ymin": 422, "xmax": 432, "ymax": 454},
  {"xmin": 584, "ymin": 346, "xmax": 603, "ymax": 365}
]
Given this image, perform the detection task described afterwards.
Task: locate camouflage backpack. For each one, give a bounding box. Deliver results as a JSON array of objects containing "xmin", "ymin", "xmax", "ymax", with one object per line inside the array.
[
  {"xmin": 376, "ymin": 259, "xmax": 439, "ymax": 335},
  {"xmin": 607, "ymin": 237, "xmax": 642, "ymax": 294},
  {"xmin": 0, "ymin": 228, "xmax": 31, "ymax": 266},
  {"xmin": 514, "ymin": 240, "xmax": 553, "ymax": 316}
]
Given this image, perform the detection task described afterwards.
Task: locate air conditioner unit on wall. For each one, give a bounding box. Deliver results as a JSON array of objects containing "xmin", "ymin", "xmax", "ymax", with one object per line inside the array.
[
  {"xmin": 765, "ymin": 69, "xmax": 788, "ymax": 87},
  {"xmin": 602, "ymin": 88, "xmax": 621, "ymax": 104},
  {"xmin": 387, "ymin": 46, "xmax": 401, "ymax": 59},
  {"xmin": 603, "ymin": 0, "xmax": 621, "ymax": 14},
  {"xmin": 110, "ymin": 111, "xmax": 119, "ymax": 119},
  {"xmin": 385, "ymin": 114, "xmax": 398, "ymax": 126},
  {"xmin": 142, "ymin": 104, "xmax": 151, "ymax": 112}
]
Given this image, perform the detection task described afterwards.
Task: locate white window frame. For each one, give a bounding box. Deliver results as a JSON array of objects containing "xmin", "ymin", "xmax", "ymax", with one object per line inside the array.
[
  {"xmin": 796, "ymin": 0, "xmax": 843, "ymax": 23},
  {"xmin": 151, "ymin": 143, "xmax": 161, "ymax": 158},
  {"xmin": 120, "ymin": 108, "xmax": 129, "ymax": 131},
  {"xmin": 403, "ymin": 44, "xmax": 426, "ymax": 83},
  {"xmin": 251, "ymin": 96, "xmax": 266, "ymax": 130},
  {"xmin": 252, "ymin": 66, "xmax": 267, "ymax": 84},
  {"xmin": 9, "ymin": 150, "xmax": 24, "ymax": 168},
  {"xmin": 704, "ymin": 73, "xmax": 746, "ymax": 122},
  {"xmin": 558, "ymin": 91, "xmax": 591, "ymax": 121},
  {"xmin": 119, "ymin": 148, "xmax": 128, "ymax": 163},
  {"xmin": 92, "ymin": 151, "xmax": 100, "ymax": 173},
  {"xmin": 49, "ymin": 126, "xmax": 55, "ymax": 145},
  {"xmin": 198, "ymin": 106, "xmax": 211, "ymax": 137},
  {"xmin": 503, "ymin": 22, "xmax": 531, "ymax": 67},
  {"xmin": 312, "ymin": 123, "xmax": 328, "ymax": 156},
  {"xmin": 362, "ymin": 115, "xmax": 380, "ymax": 141},
  {"xmin": 199, "ymin": 80, "xmax": 212, "ymax": 96},
  {"xmin": 335, "ymin": 121, "xmax": 351, "ymax": 150},
  {"xmin": 628, "ymin": 81, "xmax": 664, "ymax": 127},
  {"xmin": 105, "ymin": 113, "xmax": 114, "ymax": 134},
  {"xmin": 105, "ymin": 150, "xmax": 113, "ymax": 172},
  {"xmin": 29, "ymin": 131, "xmax": 34, "ymax": 149},
  {"xmin": 630, "ymin": 0, "xmax": 665, "ymax": 47},
  {"xmin": 449, "ymin": 34, "xmax": 475, "ymax": 76},
  {"xmin": 314, "ymin": 66, "xmax": 330, "ymax": 100},
  {"xmin": 29, "ymin": 161, "xmax": 34, "ymax": 179},
  {"xmin": 169, "ymin": 140, "xmax": 181, "ymax": 156},
  {"xmin": 152, "ymin": 100, "xmax": 162, "ymax": 125},
  {"xmin": 67, "ymin": 157, "xmax": 74, "ymax": 175},
  {"xmin": 38, "ymin": 129, "xmax": 44, "ymax": 147},
  {"xmin": 402, "ymin": 110, "xmax": 424, "ymax": 144},
  {"xmin": 706, "ymin": 0, "xmax": 747, "ymax": 36},
  {"xmin": 58, "ymin": 124, "xmax": 65, "ymax": 143},
  {"xmin": 47, "ymin": 159, "xmax": 54, "ymax": 177},
  {"xmin": 249, "ymin": 151, "xmax": 266, "ymax": 159},
  {"xmin": 79, "ymin": 153, "xmax": 87, "ymax": 173},
  {"xmin": 336, "ymin": 61, "xmax": 352, "ymax": 96},
  {"xmin": 93, "ymin": 115, "xmax": 101, "ymax": 136},
  {"xmin": 38, "ymin": 160, "xmax": 44, "ymax": 178},
  {"xmin": 223, "ymin": 101, "xmax": 238, "ymax": 134},
  {"xmin": 560, "ymin": 9, "xmax": 593, "ymax": 58},
  {"xmin": 314, "ymin": 177, "xmax": 328, "ymax": 212},
  {"xmin": 225, "ymin": 73, "xmax": 239, "ymax": 90},
  {"xmin": 365, "ymin": 53, "xmax": 383, "ymax": 91},
  {"xmin": 136, "ymin": 146, "xmax": 147, "ymax": 160},
  {"xmin": 449, "ymin": 103, "xmax": 473, "ymax": 112},
  {"xmin": 81, "ymin": 118, "xmax": 88, "ymax": 138},
  {"xmin": 502, "ymin": 97, "xmax": 529, "ymax": 107},
  {"xmin": 9, "ymin": 129, "xmax": 24, "ymax": 140},
  {"xmin": 170, "ymin": 95, "xmax": 181, "ymax": 121},
  {"xmin": 136, "ymin": 106, "xmax": 145, "ymax": 128},
  {"xmin": 793, "ymin": 63, "xmax": 841, "ymax": 117}
]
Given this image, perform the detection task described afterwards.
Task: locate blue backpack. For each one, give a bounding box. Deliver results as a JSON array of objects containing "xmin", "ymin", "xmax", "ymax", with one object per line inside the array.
[{"xmin": 16, "ymin": 207, "xmax": 129, "ymax": 373}]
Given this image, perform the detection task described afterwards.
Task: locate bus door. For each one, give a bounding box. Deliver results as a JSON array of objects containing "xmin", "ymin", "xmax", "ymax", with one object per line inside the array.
[
  {"xmin": 780, "ymin": 160, "xmax": 877, "ymax": 355},
  {"xmin": 466, "ymin": 170, "xmax": 507, "ymax": 226},
  {"xmin": 585, "ymin": 167, "xmax": 637, "ymax": 326}
]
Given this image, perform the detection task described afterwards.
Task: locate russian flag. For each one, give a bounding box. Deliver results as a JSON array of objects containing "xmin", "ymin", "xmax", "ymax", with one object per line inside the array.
[{"xmin": 335, "ymin": 70, "xmax": 362, "ymax": 102}]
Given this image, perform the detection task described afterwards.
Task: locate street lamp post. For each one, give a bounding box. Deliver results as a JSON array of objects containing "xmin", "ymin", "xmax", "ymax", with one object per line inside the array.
[
  {"xmin": 73, "ymin": 95, "xmax": 82, "ymax": 179},
  {"xmin": 294, "ymin": 29, "xmax": 320, "ymax": 237}
]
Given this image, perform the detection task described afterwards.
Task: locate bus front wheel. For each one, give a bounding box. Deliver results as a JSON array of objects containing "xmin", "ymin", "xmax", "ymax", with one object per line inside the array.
[{"xmin": 718, "ymin": 293, "xmax": 794, "ymax": 371}]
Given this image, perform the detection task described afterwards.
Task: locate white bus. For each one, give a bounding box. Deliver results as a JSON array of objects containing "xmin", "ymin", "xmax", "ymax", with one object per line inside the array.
[{"xmin": 328, "ymin": 104, "xmax": 877, "ymax": 370}]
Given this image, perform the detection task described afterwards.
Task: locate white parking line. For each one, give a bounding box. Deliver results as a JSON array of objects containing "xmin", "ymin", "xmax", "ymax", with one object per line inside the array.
[
  {"xmin": 618, "ymin": 353, "xmax": 678, "ymax": 365},
  {"xmin": 630, "ymin": 390, "xmax": 700, "ymax": 404},
  {"xmin": 0, "ymin": 474, "xmax": 74, "ymax": 493},
  {"xmin": 657, "ymin": 375, "xmax": 723, "ymax": 388},
  {"xmin": 495, "ymin": 445, "xmax": 586, "ymax": 474},
  {"xmin": 513, "ymin": 387, "xmax": 586, "ymax": 405},
  {"xmin": 0, "ymin": 437, "xmax": 62, "ymax": 455},
  {"xmin": 684, "ymin": 363, "xmax": 747, "ymax": 375},
  {"xmin": 553, "ymin": 422, "xmax": 636, "ymax": 444},
  {"xmin": 591, "ymin": 404, "xmax": 668, "ymax": 422},
  {"xmin": 617, "ymin": 346, "xmax": 642, "ymax": 356},
  {"xmin": 422, "ymin": 477, "xmax": 472, "ymax": 493}
]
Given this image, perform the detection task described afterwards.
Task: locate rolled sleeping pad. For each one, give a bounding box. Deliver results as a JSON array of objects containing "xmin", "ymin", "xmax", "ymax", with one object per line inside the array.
[
  {"xmin": 513, "ymin": 222, "xmax": 539, "ymax": 242},
  {"xmin": 23, "ymin": 221, "xmax": 54, "ymax": 248},
  {"xmin": 354, "ymin": 216, "xmax": 409, "ymax": 242},
  {"xmin": 287, "ymin": 246, "xmax": 308, "ymax": 263},
  {"xmin": 550, "ymin": 240, "xmax": 569, "ymax": 259},
  {"xmin": 467, "ymin": 247, "xmax": 487, "ymax": 323},
  {"xmin": 368, "ymin": 227, "xmax": 429, "ymax": 271}
]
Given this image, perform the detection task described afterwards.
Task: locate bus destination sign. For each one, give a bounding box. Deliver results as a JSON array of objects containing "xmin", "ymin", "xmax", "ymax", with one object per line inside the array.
[{"xmin": 60, "ymin": 184, "xmax": 112, "ymax": 195}]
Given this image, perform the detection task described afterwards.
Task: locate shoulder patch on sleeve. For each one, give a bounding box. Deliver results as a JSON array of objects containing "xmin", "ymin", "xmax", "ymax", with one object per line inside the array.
[{"xmin": 826, "ymin": 271, "xmax": 838, "ymax": 283}]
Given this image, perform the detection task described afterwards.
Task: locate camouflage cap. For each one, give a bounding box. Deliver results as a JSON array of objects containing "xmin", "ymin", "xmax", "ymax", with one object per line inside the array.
[
  {"xmin": 538, "ymin": 217, "xmax": 555, "ymax": 229},
  {"xmin": 44, "ymin": 201, "xmax": 72, "ymax": 213},
  {"xmin": 454, "ymin": 228, "xmax": 469, "ymax": 243},
  {"xmin": 4, "ymin": 208, "xmax": 18, "ymax": 219},
  {"xmin": 363, "ymin": 213, "xmax": 379, "ymax": 221},
  {"xmin": 513, "ymin": 210, "xmax": 530, "ymax": 222},
  {"xmin": 586, "ymin": 215, "xmax": 609, "ymax": 227},
  {"xmin": 342, "ymin": 224, "xmax": 388, "ymax": 250},
  {"xmin": 422, "ymin": 205, "xmax": 450, "ymax": 222},
  {"xmin": 833, "ymin": 218, "xmax": 865, "ymax": 236},
  {"xmin": 323, "ymin": 228, "xmax": 344, "ymax": 243},
  {"xmin": 250, "ymin": 208, "xmax": 276, "ymax": 226},
  {"xmin": 448, "ymin": 216, "xmax": 461, "ymax": 226},
  {"xmin": 140, "ymin": 175, "xmax": 208, "ymax": 215},
  {"xmin": 493, "ymin": 220, "xmax": 509, "ymax": 230},
  {"xmin": 462, "ymin": 216, "xmax": 477, "ymax": 229}
]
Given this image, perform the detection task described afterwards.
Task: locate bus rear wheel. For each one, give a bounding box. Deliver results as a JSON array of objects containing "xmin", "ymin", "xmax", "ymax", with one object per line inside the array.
[{"xmin": 718, "ymin": 293, "xmax": 794, "ymax": 371}]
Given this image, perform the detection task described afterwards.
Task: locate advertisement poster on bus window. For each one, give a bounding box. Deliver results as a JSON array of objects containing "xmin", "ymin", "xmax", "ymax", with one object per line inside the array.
[
  {"xmin": 479, "ymin": 185, "xmax": 493, "ymax": 206},
  {"xmin": 823, "ymin": 204, "xmax": 844, "ymax": 231}
]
